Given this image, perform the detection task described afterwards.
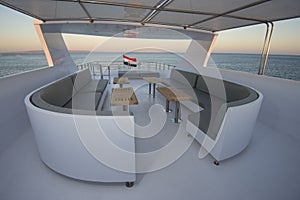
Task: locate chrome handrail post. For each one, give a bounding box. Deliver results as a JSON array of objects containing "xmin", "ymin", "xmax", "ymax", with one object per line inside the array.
[
  {"xmin": 258, "ymin": 22, "xmax": 269, "ymax": 75},
  {"xmin": 262, "ymin": 22, "xmax": 274, "ymax": 75}
]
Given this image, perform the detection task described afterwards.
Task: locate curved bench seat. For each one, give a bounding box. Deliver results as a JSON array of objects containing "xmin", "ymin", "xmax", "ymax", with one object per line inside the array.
[
  {"xmin": 189, "ymin": 75, "xmax": 259, "ymax": 140},
  {"xmin": 163, "ymin": 69, "xmax": 263, "ymax": 163},
  {"xmin": 25, "ymin": 69, "xmax": 136, "ymax": 184},
  {"xmin": 31, "ymin": 69, "xmax": 109, "ymax": 112}
]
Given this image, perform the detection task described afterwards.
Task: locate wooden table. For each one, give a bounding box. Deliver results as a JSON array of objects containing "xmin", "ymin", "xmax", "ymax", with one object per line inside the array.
[
  {"xmin": 143, "ymin": 77, "xmax": 163, "ymax": 97},
  {"xmin": 110, "ymin": 87, "xmax": 138, "ymax": 110},
  {"xmin": 113, "ymin": 77, "xmax": 129, "ymax": 88},
  {"xmin": 156, "ymin": 87, "xmax": 192, "ymax": 123}
]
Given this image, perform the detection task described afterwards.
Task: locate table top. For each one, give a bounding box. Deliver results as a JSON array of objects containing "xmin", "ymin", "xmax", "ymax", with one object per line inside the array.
[
  {"xmin": 156, "ymin": 87, "xmax": 192, "ymax": 102},
  {"xmin": 110, "ymin": 87, "xmax": 138, "ymax": 106},
  {"xmin": 143, "ymin": 77, "xmax": 164, "ymax": 84},
  {"xmin": 113, "ymin": 77, "xmax": 130, "ymax": 85}
]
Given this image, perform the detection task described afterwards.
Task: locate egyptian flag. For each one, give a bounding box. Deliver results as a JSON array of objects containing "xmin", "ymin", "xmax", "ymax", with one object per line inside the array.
[{"xmin": 123, "ymin": 55, "xmax": 137, "ymax": 67}]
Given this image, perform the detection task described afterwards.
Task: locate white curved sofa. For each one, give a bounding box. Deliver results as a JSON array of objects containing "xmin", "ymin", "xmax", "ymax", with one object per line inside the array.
[
  {"xmin": 163, "ymin": 69, "xmax": 263, "ymax": 164},
  {"xmin": 25, "ymin": 69, "xmax": 135, "ymax": 187}
]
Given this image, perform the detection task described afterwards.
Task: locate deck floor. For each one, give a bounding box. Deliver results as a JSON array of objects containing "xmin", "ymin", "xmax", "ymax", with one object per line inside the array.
[{"xmin": 1, "ymin": 79, "xmax": 300, "ymax": 200}]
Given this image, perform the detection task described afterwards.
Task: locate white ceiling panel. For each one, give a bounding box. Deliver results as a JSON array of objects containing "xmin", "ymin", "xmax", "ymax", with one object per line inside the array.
[
  {"xmin": 2, "ymin": 0, "xmax": 55, "ymax": 19},
  {"xmin": 232, "ymin": 0, "xmax": 300, "ymax": 22},
  {"xmin": 193, "ymin": 17, "xmax": 258, "ymax": 32},
  {"xmin": 1, "ymin": 0, "xmax": 299, "ymax": 31},
  {"xmin": 2, "ymin": 0, "xmax": 87, "ymax": 19},
  {"xmin": 151, "ymin": 11, "xmax": 211, "ymax": 26},
  {"xmin": 93, "ymin": 0, "xmax": 160, "ymax": 7},
  {"xmin": 83, "ymin": 3, "xmax": 150, "ymax": 21},
  {"xmin": 166, "ymin": 0, "xmax": 259, "ymax": 14},
  {"xmin": 55, "ymin": 1, "xmax": 88, "ymax": 19}
]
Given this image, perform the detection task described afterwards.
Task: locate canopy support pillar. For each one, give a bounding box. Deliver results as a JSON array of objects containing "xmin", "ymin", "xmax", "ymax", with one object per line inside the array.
[{"xmin": 258, "ymin": 22, "xmax": 274, "ymax": 75}]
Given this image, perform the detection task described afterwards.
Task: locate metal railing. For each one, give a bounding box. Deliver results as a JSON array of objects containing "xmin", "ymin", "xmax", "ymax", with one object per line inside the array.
[
  {"xmin": 77, "ymin": 60, "xmax": 176, "ymax": 80},
  {"xmin": 257, "ymin": 22, "xmax": 274, "ymax": 75}
]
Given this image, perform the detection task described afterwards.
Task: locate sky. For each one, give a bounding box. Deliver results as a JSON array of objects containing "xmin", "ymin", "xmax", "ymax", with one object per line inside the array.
[{"xmin": 0, "ymin": 4, "xmax": 300, "ymax": 55}]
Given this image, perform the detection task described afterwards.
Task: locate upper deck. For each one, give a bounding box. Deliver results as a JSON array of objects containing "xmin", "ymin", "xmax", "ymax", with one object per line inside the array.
[
  {"xmin": 0, "ymin": 66, "xmax": 299, "ymax": 199},
  {"xmin": 0, "ymin": 1, "xmax": 300, "ymax": 199}
]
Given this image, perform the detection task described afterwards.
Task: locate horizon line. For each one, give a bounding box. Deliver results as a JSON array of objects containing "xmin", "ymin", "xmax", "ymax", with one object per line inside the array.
[{"xmin": 1, "ymin": 50, "xmax": 299, "ymax": 56}]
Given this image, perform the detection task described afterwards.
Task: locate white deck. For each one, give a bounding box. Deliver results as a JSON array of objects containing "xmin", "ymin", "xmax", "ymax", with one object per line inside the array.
[{"xmin": 1, "ymin": 79, "xmax": 299, "ymax": 200}]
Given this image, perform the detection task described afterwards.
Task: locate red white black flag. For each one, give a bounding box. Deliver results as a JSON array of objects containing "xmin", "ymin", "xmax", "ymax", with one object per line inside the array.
[{"xmin": 123, "ymin": 55, "xmax": 137, "ymax": 67}]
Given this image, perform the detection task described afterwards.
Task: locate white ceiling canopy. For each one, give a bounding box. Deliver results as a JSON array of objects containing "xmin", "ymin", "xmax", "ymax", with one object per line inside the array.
[{"xmin": 0, "ymin": 0, "xmax": 299, "ymax": 32}]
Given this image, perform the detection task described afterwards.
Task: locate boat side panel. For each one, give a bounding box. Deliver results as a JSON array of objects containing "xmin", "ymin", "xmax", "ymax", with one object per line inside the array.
[
  {"xmin": 25, "ymin": 93, "xmax": 135, "ymax": 182},
  {"xmin": 0, "ymin": 67, "xmax": 69, "ymax": 154}
]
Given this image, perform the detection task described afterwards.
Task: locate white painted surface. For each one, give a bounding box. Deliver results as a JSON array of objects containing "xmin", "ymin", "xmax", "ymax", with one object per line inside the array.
[
  {"xmin": 3, "ymin": 0, "xmax": 300, "ymax": 32},
  {"xmin": 212, "ymin": 92, "xmax": 263, "ymax": 160},
  {"xmin": 180, "ymin": 100, "xmax": 203, "ymax": 127},
  {"xmin": 25, "ymin": 90, "xmax": 135, "ymax": 182},
  {"xmin": 1, "ymin": 78, "xmax": 299, "ymax": 200},
  {"xmin": 187, "ymin": 90, "xmax": 263, "ymax": 161},
  {"xmin": 180, "ymin": 101, "xmax": 203, "ymax": 113},
  {"xmin": 34, "ymin": 19, "xmax": 54, "ymax": 67},
  {"xmin": 36, "ymin": 21, "xmax": 77, "ymax": 72},
  {"xmin": 210, "ymin": 67, "xmax": 300, "ymax": 141},
  {"xmin": 0, "ymin": 66, "xmax": 70, "ymax": 154},
  {"xmin": 37, "ymin": 22, "xmax": 216, "ymax": 71}
]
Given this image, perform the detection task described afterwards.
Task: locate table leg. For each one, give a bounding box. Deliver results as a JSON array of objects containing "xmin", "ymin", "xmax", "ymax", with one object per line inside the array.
[
  {"xmin": 166, "ymin": 99, "xmax": 170, "ymax": 112},
  {"xmin": 148, "ymin": 83, "xmax": 151, "ymax": 94},
  {"xmin": 175, "ymin": 101, "xmax": 180, "ymax": 123},
  {"xmin": 153, "ymin": 83, "xmax": 156, "ymax": 97},
  {"xmin": 123, "ymin": 105, "xmax": 128, "ymax": 111}
]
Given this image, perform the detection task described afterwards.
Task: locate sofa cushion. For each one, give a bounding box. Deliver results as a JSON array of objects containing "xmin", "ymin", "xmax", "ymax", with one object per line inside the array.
[
  {"xmin": 161, "ymin": 78, "xmax": 193, "ymax": 89},
  {"xmin": 188, "ymin": 88, "xmax": 226, "ymax": 141},
  {"xmin": 169, "ymin": 69, "xmax": 198, "ymax": 88},
  {"xmin": 71, "ymin": 69, "xmax": 92, "ymax": 92},
  {"xmin": 224, "ymin": 81, "xmax": 250, "ymax": 102},
  {"xmin": 227, "ymin": 87, "xmax": 258, "ymax": 107},
  {"xmin": 195, "ymin": 75, "xmax": 209, "ymax": 93},
  {"xmin": 79, "ymin": 79, "xmax": 109, "ymax": 93},
  {"xmin": 64, "ymin": 92, "xmax": 102, "ymax": 111},
  {"xmin": 193, "ymin": 88, "xmax": 210, "ymax": 109},
  {"xmin": 196, "ymin": 76, "xmax": 227, "ymax": 100},
  {"xmin": 175, "ymin": 69, "xmax": 198, "ymax": 88},
  {"xmin": 96, "ymin": 111, "xmax": 134, "ymax": 116},
  {"xmin": 40, "ymin": 76, "xmax": 75, "ymax": 107},
  {"xmin": 31, "ymin": 91, "xmax": 73, "ymax": 114},
  {"xmin": 188, "ymin": 98, "xmax": 226, "ymax": 141}
]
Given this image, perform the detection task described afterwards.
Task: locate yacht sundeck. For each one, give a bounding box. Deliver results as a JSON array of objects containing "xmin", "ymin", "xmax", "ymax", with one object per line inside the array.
[{"xmin": 0, "ymin": 0, "xmax": 300, "ymax": 199}]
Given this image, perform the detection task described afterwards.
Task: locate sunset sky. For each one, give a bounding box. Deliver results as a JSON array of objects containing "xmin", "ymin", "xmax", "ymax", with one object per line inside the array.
[{"xmin": 0, "ymin": 4, "xmax": 299, "ymax": 55}]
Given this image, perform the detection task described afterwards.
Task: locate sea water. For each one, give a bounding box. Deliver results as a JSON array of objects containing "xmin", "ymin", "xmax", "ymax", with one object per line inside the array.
[
  {"xmin": 0, "ymin": 52, "xmax": 299, "ymax": 81},
  {"xmin": 209, "ymin": 53, "xmax": 300, "ymax": 81}
]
